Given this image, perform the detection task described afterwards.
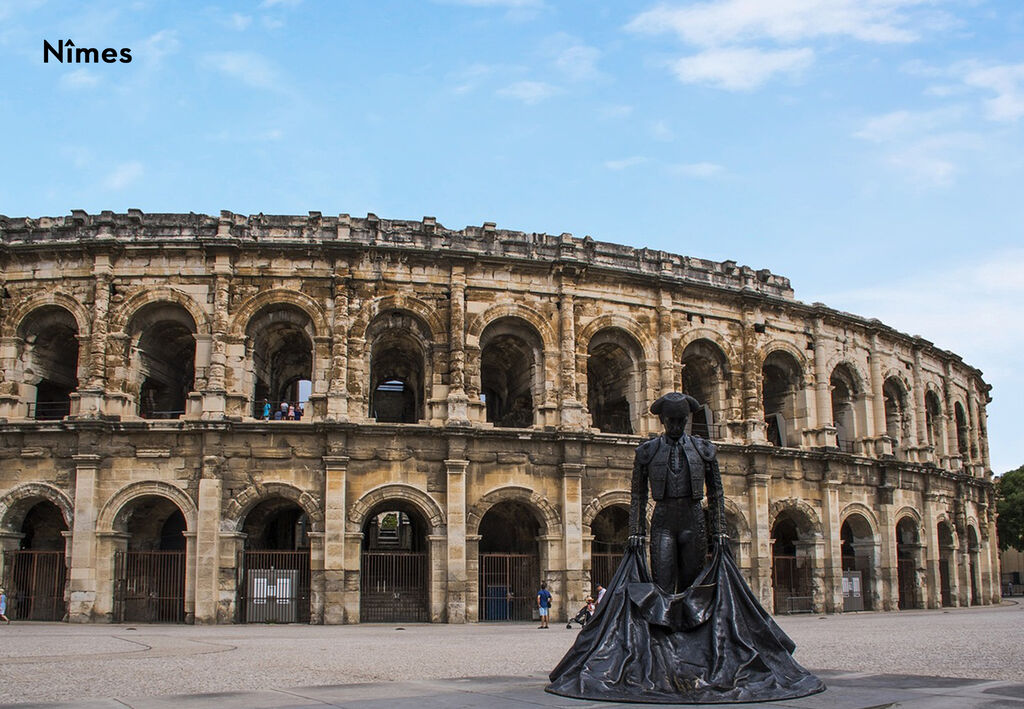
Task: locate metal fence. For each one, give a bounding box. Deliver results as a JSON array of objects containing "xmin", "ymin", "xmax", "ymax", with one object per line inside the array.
[
  {"xmin": 27, "ymin": 401, "xmax": 71, "ymax": 420},
  {"xmin": 238, "ymin": 550, "xmax": 311, "ymax": 623},
  {"xmin": 591, "ymin": 552, "xmax": 623, "ymax": 589},
  {"xmin": 360, "ymin": 551, "xmax": 429, "ymax": 622},
  {"xmin": 2, "ymin": 550, "xmax": 67, "ymax": 621},
  {"xmin": 113, "ymin": 550, "xmax": 186, "ymax": 623},
  {"xmin": 897, "ymin": 557, "xmax": 918, "ymax": 609},
  {"xmin": 772, "ymin": 555, "xmax": 813, "ymax": 614},
  {"xmin": 478, "ymin": 553, "xmax": 539, "ymax": 621}
]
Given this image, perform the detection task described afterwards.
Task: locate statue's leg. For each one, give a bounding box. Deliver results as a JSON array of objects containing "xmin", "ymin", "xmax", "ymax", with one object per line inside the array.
[
  {"xmin": 650, "ymin": 504, "xmax": 678, "ymax": 594},
  {"xmin": 677, "ymin": 501, "xmax": 707, "ymax": 591}
]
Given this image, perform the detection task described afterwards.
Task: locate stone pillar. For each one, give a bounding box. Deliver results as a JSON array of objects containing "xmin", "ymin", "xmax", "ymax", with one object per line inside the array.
[
  {"xmin": 218, "ymin": 531, "xmax": 245, "ymax": 623},
  {"xmin": 911, "ymin": 347, "xmax": 928, "ymax": 452},
  {"xmin": 978, "ymin": 400, "xmax": 992, "ymax": 471},
  {"xmin": 0, "ymin": 336, "xmax": 24, "ymax": 418},
  {"xmin": 429, "ymin": 534, "xmax": 447, "ymax": 622},
  {"xmin": 922, "ymin": 492, "xmax": 941, "ymax": 609},
  {"xmin": 445, "ymin": 458, "xmax": 469, "ymax": 623},
  {"xmin": 812, "ymin": 320, "xmax": 833, "ymax": 440},
  {"xmin": 193, "ymin": 475, "xmax": 222, "ymax": 624},
  {"xmin": 876, "ymin": 483, "xmax": 899, "ymax": 611},
  {"xmin": 561, "ymin": 463, "xmax": 586, "ymax": 618},
  {"xmin": 342, "ymin": 529, "xmax": 363, "ymax": 622},
  {"xmin": 656, "ymin": 293, "xmax": 674, "ymax": 394},
  {"xmin": 182, "ymin": 531, "xmax": 197, "ymax": 623},
  {"xmin": 309, "ymin": 530, "xmax": 326, "ymax": 624},
  {"xmin": 447, "ymin": 267, "xmax": 469, "ymax": 424},
  {"xmin": 326, "ymin": 281, "xmax": 349, "ymax": 421},
  {"xmin": 75, "ymin": 257, "xmax": 112, "ymax": 417},
  {"xmin": 202, "ymin": 251, "xmax": 232, "ymax": 419},
  {"xmin": 967, "ymin": 388, "xmax": 980, "ymax": 473},
  {"xmin": 466, "ymin": 533, "xmax": 481, "ymax": 623},
  {"xmin": 558, "ymin": 284, "xmax": 585, "ymax": 428},
  {"xmin": 746, "ymin": 468, "xmax": 773, "ymax": 609},
  {"xmin": 869, "ymin": 334, "xmax": 886, "ymax": 439},
  {"xmin": 68, "ymin": 454, "xmax": 101, "ymax": 622},
  {"xmin": 739, "ymin": 302, "xmax": 764, "ymax": 444},
  {"xmin": 821, "ymin": 474, "xmax": 843, "ymax": 613},
  {"xmin": 323, "ymin": 455, "xmax": 349, "ymax": 624}
]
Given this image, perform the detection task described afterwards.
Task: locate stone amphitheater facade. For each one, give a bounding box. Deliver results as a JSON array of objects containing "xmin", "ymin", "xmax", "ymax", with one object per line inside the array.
[{"xmin": 0, "ymin": 210, "xmax": 998, "ymax": 625}]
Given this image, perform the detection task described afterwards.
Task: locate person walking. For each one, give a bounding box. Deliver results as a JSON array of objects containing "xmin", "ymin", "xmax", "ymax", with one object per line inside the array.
[
  {"xmin": 537, "ymin": 581, "xmax": 552, "ymax": 629},
  {"xmin": 0, "ymin": 587, "xmax": 10, "ymax": 624}
]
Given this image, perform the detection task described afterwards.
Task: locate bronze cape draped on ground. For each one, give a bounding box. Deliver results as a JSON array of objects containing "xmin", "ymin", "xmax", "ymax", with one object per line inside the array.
[{"xmin": 546, "ymin": 545, "xmax": 825, "ymax": 704}]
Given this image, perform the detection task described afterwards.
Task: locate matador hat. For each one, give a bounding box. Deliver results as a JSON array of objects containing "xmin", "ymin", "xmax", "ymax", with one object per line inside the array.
[{"xmin": 650, "ymin": 392, "xmax": 700, "ymax": 417}]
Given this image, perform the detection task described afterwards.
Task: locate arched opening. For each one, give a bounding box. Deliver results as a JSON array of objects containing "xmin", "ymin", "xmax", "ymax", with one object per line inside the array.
[
  {"xmin": 589, "ymin": 506, "xmax": 628, "ymax": 589},
  {"xmin": 17, "ymin": 306, "xmax": 80, "ymax": 420},
  {"xmin": 896, "ymin": 516, "xmax": 921, "ymax": 610},
  {"xmin": 113, "ymin": 495, "xmax": 187, "ymax": 623},
  {"xmin": 830, "ymin": 364, "xmax": 859, "ymax": 452},
  {"xmin": 368, "ymin": 312, "xmax": 428, "ymax": 423},
  {"xmin": 955, "ymin": 402, "xmax": 969, "ymax": 459},
  {"xmin": 883, "ymin": 377, "xmax": 911, "ymax": 459},
  {"xmin": 479, "ymin": 318, "xmax": 541, "ymax": 428},
  {"xmin": 925, "ymin": 390, "xmax": 943, "ymax": 455},
  {"xmin": 127, "ymin": 303, "xmax": 196, "ymax": 419},
  {"xmin": 587, "ymin": 329, "xmax": 642, "ymax": 434},
  {"xmin": 248, "ymin": 306, "xmax": 313, "ymax": 420},
  {"xmin": 771, "ymin": 511, "xmax": 815, "ymax": 614},
  {"xmin": 762, "ymin": 351, "xmax": 801, "ymax": 447},
  {"xmin": 937, "ymin": 521, "xmax": 956, "ymax": 607},
  {"xmin": 839, "ymin": 514, "xmax": 874, "ymax": 611},
  {"xmin": 681, "ymin": 339, "xmax": 729, "ymax": 440},
  {"xmin": 238, "ymin": 497, "xmax": 311, "ymax": 623},
  {"xmin": 967, "ymin": 526, "xmax": 981, "ymax": 606},
  {"xmin": 478, "ymin": 501, "xmax": 540, "ymax": 621},
  {"xmin": 3, "ymin": 500, "xmax": 68, "ymax": 621},
  {"xmin": 360, "ymin": 502, "xmax": 430, "ymax": 623}
]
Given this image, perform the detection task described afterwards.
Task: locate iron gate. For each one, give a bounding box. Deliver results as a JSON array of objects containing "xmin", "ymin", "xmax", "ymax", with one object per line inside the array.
[
  {"xmin": 479, "ymin": 553, "xmax": 538, "ymax": 621},
  {"xmin": 113, "ymin": 550, "xmax": 186, "ymax": 623},
  {"xmin": 2, "ymin": 550, "xmax": 67, "ymax": 621},
  {"xmin": 772, "ymin": 555, "xmax": 813, "ymax": 613},
  {"xmin": 238, "ymin": 550, "xmax": 310, "ymax": 623},
  {"xmin": 939, "ymin": 558, "xmax": 953, "ymax": 607},
  {"xmin": 360, "ymin": 551, "xmax": 429, "ymax": 622},
  {"xmin": 591, "ymin": 552, "xmax": 622, "ymax": 589},
  {"xmin": 897, "ymin": 557, "xmax": 917, "ymax": 609}
]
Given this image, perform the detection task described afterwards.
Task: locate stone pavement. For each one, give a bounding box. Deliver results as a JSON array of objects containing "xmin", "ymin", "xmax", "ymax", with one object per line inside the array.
[{"xmin": 0, "ymin": 603, "xmax": 1021, "ymax": 708}]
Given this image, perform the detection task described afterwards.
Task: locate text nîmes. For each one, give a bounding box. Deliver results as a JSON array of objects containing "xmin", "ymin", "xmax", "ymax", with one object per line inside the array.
[{"xmin": 44, "ymin": 39, "xmax": 132, "ymax": 64}]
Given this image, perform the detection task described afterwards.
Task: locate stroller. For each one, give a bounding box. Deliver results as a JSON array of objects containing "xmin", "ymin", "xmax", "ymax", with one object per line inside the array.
[{"xmin": 566, "ymin": 597, "xmax": 595, "ymax": 629}]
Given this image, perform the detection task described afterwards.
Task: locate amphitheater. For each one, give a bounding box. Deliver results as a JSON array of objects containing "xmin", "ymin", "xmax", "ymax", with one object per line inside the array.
[{"xmin": 0, "ymin": 210, "xmax": 998, "ymax": 625}]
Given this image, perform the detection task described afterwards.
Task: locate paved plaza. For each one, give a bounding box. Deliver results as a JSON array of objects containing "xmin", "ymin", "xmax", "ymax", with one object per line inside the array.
[{"xmin": 0, "ymin": 602, "xmax": 1021, "ymax": 708}]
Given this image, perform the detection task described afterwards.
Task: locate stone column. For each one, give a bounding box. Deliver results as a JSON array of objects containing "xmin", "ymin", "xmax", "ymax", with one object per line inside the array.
[
  {"xmin": 68, "ymin": 454, "xmax": 102, "ymax": 622},
  {"xmin": 656, "ymin": 293, "xmax": 674, "ymax": 394},
  {"xmin": 867, "ymin": 333, "xmax": 891, "ymax": 457},
  {"xmin": 812, "ymin": 319, "xmax": 835, "ymax": 448},
  {"xmin": 821, "ymin": 474, "xmax": 843, "ymax": 613},
  {"xmin": 218, "ymin": 531, "xmax": 246, "ymax": 623},
  {"xmin": 309, "ymin": 531, "xmax": 326, "ymax": 624},
  {"xmin": 326, "ymin": 281, "xmax": 349, "ymax": 421},
  {"xmin": 978, "ymin": 400, "xmax": 992, "ymax": 471},
  {"xmin": 466, "ymin": 534, "xmax": 481, "ymax": 623},
  {"xmin": 967, "ymin": 388, "xmax": 980, "ymax": 473},
  {"xmin": 182, "ymin": 531, "xmax": 197, "ymax": 623},
  {"xmin": 876, "ymin": 482, "xmax": 899, "ymax": 611},
  {"xmin": 911, "ymin": 347, "xmax": 928, "ymax": 453},
  {"xmin": 561, "ymin": 463, "xmax": 586, "ymax": 618},
  {"xmin": 75, "ymin": 256, "xmax": 112, "ymax": 417},
  {"xmin": 739, "ymin": 302, "xmax": 764, "ymax": 444},
  {"xmin": 922, "ymin": 492, "xmax": 941, "ymax": 609},
  {"xmin": 445, "ymin": 458, "xmax": 469, "ymax": 623},
  {"xmin": 0, "ymin": 336, "xmax": 24, "ymax": 418},
  {"xmin": 342, "ymin": 529, "xmax": 363, "ymax": 622},
  {"xmin": 323, "ymin": 455, "xmax": 349, "ymax": 624},
  {"xmin": 203, "ymin": 251, "xmax": 232, "ymax": 418},
  {"xmin": 746, "ymin": 468, "xmax": 773, "ymax": 609},
  {"xmin": 193, "ymin": 475, "xmax": 222, "ymax": 624},
  {"xmin": 447, "ymin": 267, "xmax": 469, "ymax": 424},
  {"xmin": 558, "ymin": 283, "xmax": 585, "ymax": 428}
]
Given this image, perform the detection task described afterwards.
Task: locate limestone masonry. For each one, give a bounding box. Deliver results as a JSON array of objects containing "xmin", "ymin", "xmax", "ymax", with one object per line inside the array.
[{"xmin": 0, "ymin": 210, "xmax": 997, "ymax": 625}]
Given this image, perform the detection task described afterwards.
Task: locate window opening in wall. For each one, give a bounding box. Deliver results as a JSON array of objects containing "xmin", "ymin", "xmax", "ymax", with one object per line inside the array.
[
  {"xmin": 925, "ymin": 391, "xmax": 943, "ymax": 454},
  {"xmin": 369, "ymin": 319, "xmax": 425, "ymax": 424},
  {"xmin": 883, "ymin": 378, "xmax": 910, "ymax": 459},
  {"xmin": 955, "ymin": 403, "xmax": 969, "ymax": 458},
  {"xmin": 135, "ymin": 317, "xmax": 196, "ymax": 420},
  {"xmin": 762, "ymin": 351, "xmax": 800, "ymax": 447},
  {"xmin": 588, "ymin": 336, "xmax": 637, "ymax": 435},
  {"xmin": 18, "ymin": 307, "xmax": 79, "ymax": 420},
  {"xmin": 681, "ymin": 339, "xmax": 729, "ymax": 441},
  {"xmin": 480, "ymin": 326, "xmax": 536, "ymax": 428},
  {"xmin": 830, "ymin": 366, "xmax": 857, "ymax": 452},
  {"xmin": 249, "ymin": 306, "xmax": 314, "ymax": 420}
]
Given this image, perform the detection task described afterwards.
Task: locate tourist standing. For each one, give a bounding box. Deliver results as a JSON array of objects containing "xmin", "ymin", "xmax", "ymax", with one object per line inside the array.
[
  {"xmin": 537, "ymin": 581, "xmax": 552, "ymax": 629},
  {"xmin": 0, "ymin": 587, "xmax": 10, "ymax": 624}
]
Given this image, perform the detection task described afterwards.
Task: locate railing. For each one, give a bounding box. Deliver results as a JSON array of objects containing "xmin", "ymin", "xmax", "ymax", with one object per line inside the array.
[
  {"xmin": 690, "ymin": 422, "xmax": 724, "ymax": 441},
  {"xmin": 360, "ymin": 551, "xmax": 429, "ymax": 622},
  {"xmin": 835, "ymin": 439, "xmax": 857, "ymax": 454},
  {"xmin": 479, "ymin": 553, "xmax": 539, "ymax": 621},
  {"xmin": 238, "ymin": 550, "xmax": 311, "ymax": 623},
  {"xmin": 2, "ymin": 550, "xmax": 67, "ymax": 621},
  {"xmin": 140, "ymin": 409, "xmax": 185, "ymax": 420},
  {"xmin": 113, "ymin": 550, "xmax": 186, "ymax": 623},
  {"xmin": 27, "ymin": 400, "xmax": 71, "ymax": 421}
]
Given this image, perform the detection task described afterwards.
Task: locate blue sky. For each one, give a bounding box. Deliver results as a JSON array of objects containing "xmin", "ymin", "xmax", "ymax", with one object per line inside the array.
[{"xmin": 1, "ymin": 0, "xmax": 1022, "ymax": 474}]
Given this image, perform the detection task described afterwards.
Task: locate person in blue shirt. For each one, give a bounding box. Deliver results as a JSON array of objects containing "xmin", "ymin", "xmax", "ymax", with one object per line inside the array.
[
  {"xmin": 537, "ymin": 581, "xmax": 552, "ymax": 629},
  {"xmin": 0, "ymin": 587, "xmax": 10, "ymax": 624}
]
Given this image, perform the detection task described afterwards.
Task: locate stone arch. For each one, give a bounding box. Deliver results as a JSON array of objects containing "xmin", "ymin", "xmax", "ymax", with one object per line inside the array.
[
  {"xmin": 768, "ymin": 498, "xmax": 822, "ymax": 537},
  {"xmin": 582, "ymin": 490, "xmax": 631, "ymax": 530},
  {"xmin": 466, "ymin": 303, "xmax": 557, "ymax": 351},
  {"xmin": 757, "ymin": 341, "xmax": 809, "ymax": 378},
  {"xmin": 222, "ymin": 481, "xmax": 324, "ymax": 533},
  {"xmin": 894, "ymin": 505, "xmax": 923, "ymax": 532},
  {"xmin": 109, "ymin": 287, "xmax": 211, "ymax": 336},
  {"xmin": 674, "ymin": 328, "xmax": 739, "ymax": 368},
  {"xmin": 585, "ymin": 324, "xmax": 650, "ymax": 434},
  {"xmin": 96, "ymin": 481, "xmax": 198, "ymax": 534},
  {"xmin": 347, "ymin": 484, "xmax": 446, "ymax": 535},
  {"xmin": 839, "ymin": 502, "xmax": 880, "ymax": 536},
  {"xmin": 0, "ymin": 482, "xmax": 74, "ymax": 532},
  {"xmin": 936, "ymin": 512, "xmax": 960, "ymax": 549},
  {"xmin": 722, "ymin": 498, "xmax": 751, "ymax": 539},
  {"xmin": 577, "ymin": 315, "xmax": 656, "ymax": 363},
  {"xmin": 825, "ymin": 357, "xmax": 869, "ymax": 393},
  {"xmin": 3, "ymin": 292, "xmax": 92, "ymax": 339},
  {"xmin": 349, "ymin": 294, "xmax": 444, "ymax": 342},
  {"xmin": 228, "ymin": 289, "xmax": 329, "ymax": 339},
  {"xmin": 467, "ymin": 486, "xmax": 562, "ymax": 538}
]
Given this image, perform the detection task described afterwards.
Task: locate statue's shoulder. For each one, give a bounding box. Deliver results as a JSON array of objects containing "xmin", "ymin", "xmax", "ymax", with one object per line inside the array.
[
  {"xmin": 634, "ymin": 436, "xmax": 661, "ymax": 464},
  {"xmin": 690, "ymin": 436, "xmax": 718, "ymax": 461}
]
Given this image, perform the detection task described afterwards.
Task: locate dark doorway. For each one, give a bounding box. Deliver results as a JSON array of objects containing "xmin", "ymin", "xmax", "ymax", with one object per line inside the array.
[
  {"xmin": 2, "ymin": 500, "xmax": 68, "ymax": 621},
  {"xmin": 478, "ymin": 501, "xmax": 540, "ymax": 621},
  {"xmin": 113, "ymin": 496, "xmax": 187, "ymax": 623},
  {"xmin": 896, "ymin": 517, "xmax": 920, "ymax": 610},
  {"xmin": 771, "ymin": 515, "xmax": 812, "ymax": 614},
  {"xmin": 360, "ymin": 504, "xmax": 429, "ymax": 623},
  {"xmin": 238, "ymin": 498, "xmax": 311, "ymax": 623},
  {"xmin": 590, "ymin": 506, "xmax": 628, "ymax": 589}
]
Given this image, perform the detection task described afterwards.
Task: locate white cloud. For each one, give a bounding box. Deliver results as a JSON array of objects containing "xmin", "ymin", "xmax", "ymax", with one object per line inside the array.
[
  {"xmin": 554, "ymin": 43, "xmax": 600, "ymax": 81},
  {"xmin": 669, "ymin": 161, "xmax": 724, "ymax": 178},
  {"xmin": 854, "ymin": 106, "xmax": 964, "ymax": 142},
  {"xmin": 203, "ymin": 51, "xmax": 283, "ymax": 90},
  {"xmin": 670, "ymin": 47, "xmax": 813, "ymax": 90},
  {"xmin": 627, "ymin": 0, "xmax": 930, "ymax": 47},
  {"xmin": 260, "ymin": 0, "xmax": 301, "ymax": 7},
  {"xmin": 600, "ymin": 104, "xmax": 634, "ymax": 119},
  {"xmin": 59, "ymin": 69, "xmax": 101, "ymax": 90},
  {"xmin": 962, "ymin": 63, "xmax": 1024, "ymax": 122},
  {"xmin": 103, "ymin": 161, "xmax": 144, "ymax": 190},
  {"xmin": 433, "ymin": 0, "xmax": 543, "ymax": 6},
  {"xmin": 228, "ymin": 13, "xmax": 252, "ymax": 30},
  {"xmin": 649, "ymin": 120, "xmax": 674, "ymax": 141},
  {"xmin": 605, "ymin": 156, "xmax": 649, "ymax": 170},
  {"xmin": 496, "ymin": 80, "xmax": 560, "ymax": 104},
  {"xmin": 448, "ymin": 63, "xmax": 498, "ymax": 94}
]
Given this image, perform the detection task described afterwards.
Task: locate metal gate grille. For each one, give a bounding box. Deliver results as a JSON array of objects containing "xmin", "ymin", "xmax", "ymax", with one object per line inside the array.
[
  {"xmin": 2, "ymin": 551, "xmax": 67, "ymax": 621},
  {"xmin": 772, "ymin": 555, "xmax": 813, "ymax": 613},
  {"xmin": 897, "ymin": 557, "xmax": 917, "ymax": 609},
  {"xmin": 939, "ymin": 558, "xmax": 953, "ymax": 607},
  {"xmin": 238, "ymin": 550, "xmax": 310, "ymax": 623},
  {"xmin": 360, "ymin": 551, "xmax": 428, "ymax": 622},
  {"xmin": 591, "ymin": 552, "xmax": 622, "ymax": 589},
  {"xmin": 113, "ymin": 550, "xmax": 185, "ymax": 623},
  {"xmin": 479, "ymin": 553, "xmax": 538, "ymax": 621}
]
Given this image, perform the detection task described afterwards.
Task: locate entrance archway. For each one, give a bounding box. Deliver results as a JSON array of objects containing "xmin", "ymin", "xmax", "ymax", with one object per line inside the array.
[
  {"xmin": 589, "ymin": 505, "xmax": 628, "ymax": 589},
  {"xmin": 771, "ymin": 512, "xmax": 814, "ymax": 614},
  {"xmin": 478, "ymin": 501, "xmax": 540, "ymax": 621},
  {"xmin": 2, "ymin": 500, "xmax": 68, "ymax": 621},
  {"xmin": 967, "ymin": 526, "xmax": 981, "ymax": 606},
  {"xmin": 360, "ymin": 502, "xmax": 429, "ymax": 623},
  {"xmin": 238, "ymin": 498, "xmax": 311, "ymax": 623},
  {"xmin": 937, "ymin": 521, "xmax": 956, "ymax": 607},
  {"xmin": 839, "ymin": 514, "xmax": 875, "ymax": 611},
  {"xmin": 896, "ymin": 516, "xmax": 921, "ymax": 610},
  {"xmin": 113, "ymin": 495, "xmax": 187, "ymax": 623}
]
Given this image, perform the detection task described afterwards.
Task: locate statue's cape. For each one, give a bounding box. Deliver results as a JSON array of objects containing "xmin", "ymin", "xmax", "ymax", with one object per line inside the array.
[{"xmin": 546, "ymin": 545, "xmax": 825, "ymax": 704}]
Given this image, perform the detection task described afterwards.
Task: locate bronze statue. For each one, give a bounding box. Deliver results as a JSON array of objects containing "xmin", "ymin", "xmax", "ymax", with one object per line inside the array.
[{"xmin": 629, "ymin": 392, "xmax": 726, "ymax": 594}]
